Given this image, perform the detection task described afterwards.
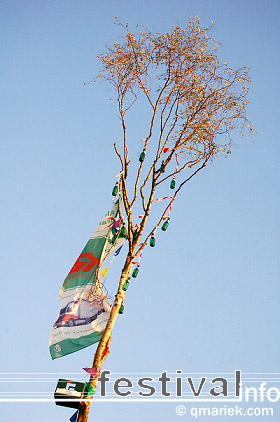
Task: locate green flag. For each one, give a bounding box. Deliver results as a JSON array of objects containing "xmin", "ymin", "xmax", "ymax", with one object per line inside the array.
[{"xmin": 49, "ymin": 200, "xmax": 124, "ymax": 359}]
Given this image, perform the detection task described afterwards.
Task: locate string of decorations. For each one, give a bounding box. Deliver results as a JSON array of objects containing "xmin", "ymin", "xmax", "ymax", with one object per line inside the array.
[
  {"xmin": 79, "ymin": 151, "xmax": 179, "ymax": 409},
  {"xmin": 112, "ymin": 156, "xmax": 176, "ymax": 315},
  {"xmin": 85, "ymin": 149, "xmax": 177, "ymax": 366},
  {"xmin": 163, "ymin": 147, "xmax": 179, "ymax": 189},
  {"xmin": 139, "ymin": 138, "xmax": 149, "ymax": 162},
  {"xmin": 61, "ymin": 152, "xmax": 179, "ymax": 419}
]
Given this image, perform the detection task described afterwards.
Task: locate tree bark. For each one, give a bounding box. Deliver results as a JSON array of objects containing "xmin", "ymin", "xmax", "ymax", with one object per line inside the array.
[{"xmin": 77, "ymin": 256, "xmax": 134, "ymax": 421}]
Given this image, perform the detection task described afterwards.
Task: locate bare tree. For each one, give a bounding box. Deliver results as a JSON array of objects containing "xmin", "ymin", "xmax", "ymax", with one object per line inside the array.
[{"xmin": 77, "ymin": 16, "xmax": 253, "ymax": 421}]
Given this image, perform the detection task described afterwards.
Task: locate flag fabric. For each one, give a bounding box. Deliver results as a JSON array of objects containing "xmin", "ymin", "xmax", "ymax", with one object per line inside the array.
[
  {"xmin": 70, "ymin": 410, "xmax": 79, "ymax": 422},
  {"xmin": 102, "ymin": 230, "xmax": 126, "ymax": 258},
  {"xmin": 49, "ymin": 201, "xmax": 124, "ymax": 359},
  {"xmin": 101, "ymin": 267, "xmax": 109, "ymax": 278},
  {"xmin": 85, "ymin": 382, "xmax": 96, "ymax": 397},
  {"xmin": 83, "ymin": 367, "xmax": 100, "ymax": 377},
  {"xmin": 112, "ymin": 219, "xmax": 121, "ymax": 229},
  {"xmin": 114, "ymin": 245, "xmax": 123, "ymax": 256},
  {"xmin": 100, "ymin": 243, "xmax": 124, "ymax": 279}
]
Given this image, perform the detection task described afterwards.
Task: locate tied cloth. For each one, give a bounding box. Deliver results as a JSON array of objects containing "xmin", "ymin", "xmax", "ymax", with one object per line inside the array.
[
  {"xmin": 69, "ymin": 410, "xmax": 79, "ymax": 422},
  {"xmin": 85, "ymin": 382, "xmax": 96, "ymax": 398},
  {"xmin": 83, "ymin": 367, "xmax": 100, "ymax": 377}
]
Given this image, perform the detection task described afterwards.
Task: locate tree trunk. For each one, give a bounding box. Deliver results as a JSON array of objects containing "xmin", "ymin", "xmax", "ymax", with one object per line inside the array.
[{"xmin": 77, "ymin": 256, "xmax": 134, "ymax": 421}]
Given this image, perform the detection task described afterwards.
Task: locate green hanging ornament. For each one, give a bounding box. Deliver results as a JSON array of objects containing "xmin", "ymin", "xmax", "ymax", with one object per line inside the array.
[
  {"xmin": 120, "ymin": 224, "xmax": 128, "ymax": 239},
  {"xmin": 150, "ymin": 232, "xmax": 155, "ymax": 247},
  {"xmin": 111, "ymin": 231, "xmax": 119, "ymax": 243},
  {"xmin": 85, "ymin": 382, "xmax": 96, "ymax": 398},
  {"xmin": 112, "ymin": 181, "xmax": 118, "ymax": 196},
  {"xmin": 160, "ymin": 161, "xmax": 165, "ymax": 173},
  {"xmin": 119, "ymin": 303, "xmax": 124, "ymax": 314},
  {"xmin": 139, "ymin": 151, "xmax": 146, "ymax": 162},
  {"xmin": 170, "ymin": 178, "xmax": 176, "ymax": 189},
  {"xmin": 161, "ymin": 218, "xmax": 170, "ymax": 231},
  {"xmin": 132, "ymin": 265, "xmax": 139, "ymax": 278},
  {"xmin": 122, "ymin": 278, "xmax": 130, "ymax": 291}
]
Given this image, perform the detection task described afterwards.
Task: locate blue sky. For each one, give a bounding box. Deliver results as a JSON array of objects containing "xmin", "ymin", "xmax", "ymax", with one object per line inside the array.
[{"xmin": 1, "ymin": 0, "xmax": 279, "ymax": 421}]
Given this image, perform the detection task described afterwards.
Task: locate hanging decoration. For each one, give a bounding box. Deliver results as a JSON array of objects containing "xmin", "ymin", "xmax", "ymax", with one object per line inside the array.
[
  {"xmin": 85, "ymin": 382, "xmax": 96, "ymax": 398},
  {"xmin": 163, "ymin": 148, "xmax": 179, "ymax": 189},
  {"xmin": 156, "ymin": 195, "xmax": 174, "ymax": 232},
  {"xmin": 163, "ymin": 201, "xmax": 173, "ymax": 220},
  {"xmin": 114, "ymin": 246, "xmax": 123, "ymax": 256},
  {"xmin": 108, "ymin": 217, "xmax": 121, "ymax": 230},
  {"xmin": 132, "ymin": 242, "xmax": 146, "ymax": 268},
  {"xmin": 132, "ymin": 215, "xmax": 147, "ymax": 244},
  {"xmin": 101, "ymin": 267, "xmax": 109, "ymax": 278},
  {"xmin": 111, "ymin": 230, "xmax": 118, "ymax": 244},
  {"xmin": 139, "ymin": 137, "xmax": 149, "ymax": 162},
  {"xmin": 156, "ymin": 196, "xmax": 173, "ymax": 203},
  {"xmin": 69, "ymin": 410, "xmax": 79, "ymax": 422},
  {"xmin": 111, "ymin": 171, "xmax": 124, "ymax": 199},
  {"xmin": 163, "ymin": 147, "xmax": 172, "ymax": 153},
  {"xmin": 108, "ymin": 218, "xmax": 122, "ymax": 245},
  {"xmin": 119, "ymin": 303, "xmax": 124, "ymax": 314},
  {"xmin": 170, "ymin": 177, "xmax": 176, "ymax": 189},
  {"xmin": 122, "ymin": 277, "xmax": 130, "ymax": 291},
  {"xmin": 156, "ymin": 196, "xmax": 174, "ymax": 216},
  {"xmin": 159, "ymin": 160, "xmax": 166, "ymax": 173},
  {"xmin": 112, "ymin": 181, "xmax": 118, "ymax": 197},
  {"xmin": 139, "ymin": 150, "xmax": 146, "ymax": 163},
  {"xmin": 102, "ymin": 346, "xmax": 110, "ymax": 357},
  {"xmin": 150, "ymin": 232, "xmax": 156, "ymax": 247},
  {"xmin": 83, "ymin": 367, "xmax": 100, "ymax": 377},
  {"xmin": 132, "ymin": 265, "xmax": 140, "ymax": 278},
  {"xmin": 130, "ymin": 242, "xmax": 146, "ymax": 281},
  {"xmin": 161, "ymin": 218, "xmax": 170, "ymax": 231},
  {"xmin": 120, "ymin": 224, "xmax": 128, "ymax": 238},
  {"xmin": 98, "ymin": 244, "xmax": 124, "ymax": 300},
  {"xmin": 49, "ymin": 201, "xmax": 121, "ymax": 360}
]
